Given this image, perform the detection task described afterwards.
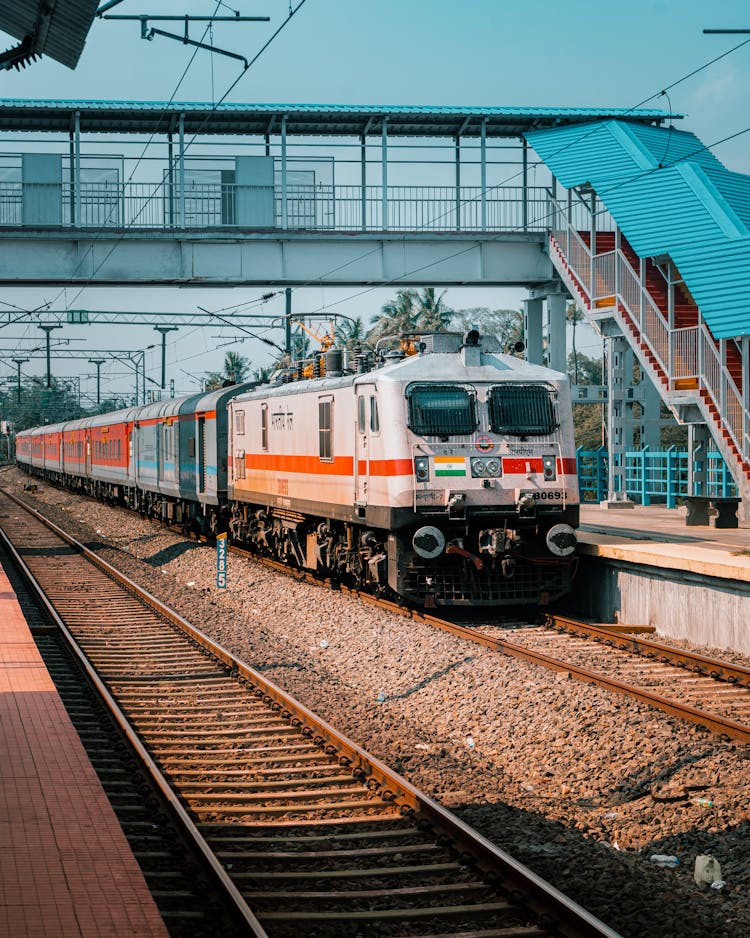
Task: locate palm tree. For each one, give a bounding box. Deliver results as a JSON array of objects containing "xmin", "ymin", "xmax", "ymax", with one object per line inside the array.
[
  {"xmin": 566, "ymin": 303, "xmax": 584, "ymax": 384},
  {"xmin": 223, "ymin": 351, "xmax": 250, "ymax": 384},
  {"xmin": 334, "ymin": 316, "xmax": 369, "ymax": 350},
  {"xmin": 368, "ymin": 287, "xmax": 453, "ymax": 343},
  {"xmin": 203, "ymin": 350, "xmax": 251, "ymax": 390},
  {"xmin": 368, "ymin": 289, "xmax": 418, "ymax": 341},
  {"xmin": 414, "ymin": 287, "xmax": 452, "ymax": 331}
]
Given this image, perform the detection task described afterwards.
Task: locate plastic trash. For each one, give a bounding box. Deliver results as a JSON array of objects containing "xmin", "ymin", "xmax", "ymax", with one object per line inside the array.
[
  {"xmin": 376, "ymin": 691, "xmax": 386, "ymax": 703},
  {"xmin": 710, "ymin": 880, "xmax": 726, "ymax": 891},
  {"xmin": 320, "ymin": 639, "xmax": 329, "ymax": 649},
  {"xmin": 692, "ymin": 797, "xmax": 713, "ymax": 807},
  {"xmin": 186, "ymin": 581, "xmax": 196, "ymax": 587},
  {"xmin": 694, "ymin": 855, "xmax": 722, "ymax": 887},
  {"xmin": 465, "ymin": 736, "xmax": 475, "ymax": 750},
  {"xmin": 650, "ymin": 854, "xmax": 680, "ymax": 868}
]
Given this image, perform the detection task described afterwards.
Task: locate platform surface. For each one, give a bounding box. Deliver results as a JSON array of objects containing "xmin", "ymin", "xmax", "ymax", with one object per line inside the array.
[
  {"xmin": 0, "ymin": 562, "xmax": 169, "ymax": 938},
  {"xmin": 579, "ymin": 502, "xmax": 750, "ymax": 583}
]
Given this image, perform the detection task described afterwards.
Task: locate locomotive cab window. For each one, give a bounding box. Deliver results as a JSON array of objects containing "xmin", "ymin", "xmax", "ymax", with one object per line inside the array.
[
  {"xmin": 235, "ymin": 410, "xmax": 245, "ymax": 435},
  {"xmin": 370, "ymin": 396, "xmax": 380, "ymax": 434},
  {"xmin": 261, "ymin": 405, "xmax": 268, "ymax": 451},
  {"xmin": 488, "ymin": 385, "xmax": 558, "ymax": 436},
  {"xmin": 318, "ymin": 397, "xmax": 333, "ymax": 461},
  {"xmin": 407, "ymin": 385, "xmax": 476, "ymax": 437}
]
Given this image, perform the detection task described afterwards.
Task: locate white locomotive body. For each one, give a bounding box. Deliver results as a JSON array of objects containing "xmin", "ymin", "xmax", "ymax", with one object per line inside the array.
[{"xmin": 228, "ymin": 332, "xmax": 579, "ymax": 606}]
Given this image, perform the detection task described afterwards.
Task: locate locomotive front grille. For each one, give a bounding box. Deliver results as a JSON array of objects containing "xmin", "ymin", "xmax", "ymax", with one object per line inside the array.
[{"xmin": 401, "ymin": 558, "xmax": 572, "ymax": 606}]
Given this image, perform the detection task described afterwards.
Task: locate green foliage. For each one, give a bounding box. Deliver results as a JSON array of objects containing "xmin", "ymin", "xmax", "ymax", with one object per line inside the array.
[
  {"xmin": 567, "ymin": 350, "xmax": 605, "ymax": 450},
  {"xmin": 334, "ymin": 316, "xmax": 368, "ymax": 350},
  {"xmin": 449, "ymin": 307, "xmax": 524, "ymax": 351},
  {"xmin": 0, "ymin": 378, "xmax": 87, "ymax": 431},
  {"xmin": 368, "ymin": 287, "xmax": 453, "ymax": 342},
  {"xmin": 204, "ymin": 350, "xmax": 252, "ymax": 390}
]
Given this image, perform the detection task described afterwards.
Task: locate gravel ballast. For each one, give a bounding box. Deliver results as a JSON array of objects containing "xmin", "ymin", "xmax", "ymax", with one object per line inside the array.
[{"xmin": 3, "ymin": 467, "xmax": 749, "ymax": 938}]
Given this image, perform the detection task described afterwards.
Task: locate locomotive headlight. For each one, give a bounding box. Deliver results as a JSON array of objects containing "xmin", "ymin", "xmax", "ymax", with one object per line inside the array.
[
  {"xmin": 470, "ymin": 458, "xmax": 486, "ymax": 477},
  {"xmin": 543, "ymin": 455, "xmax": 557, "ymax": 481},
  {"xmin": 485, "ymin": 457, "xmax": 501, "ymax": 477},
  {"xmin": 414, "ymin": 456, "xmax": 430, "ymax": 482},
  {"xmin": 471, "ymin": 457, "xmax": 501, "ymax": 478}
]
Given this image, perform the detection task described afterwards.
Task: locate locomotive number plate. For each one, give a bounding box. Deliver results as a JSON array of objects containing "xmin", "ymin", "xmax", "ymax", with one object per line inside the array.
[{"xmin": 520, "ymin": 489, "xmax": 565, "ymax": 501}]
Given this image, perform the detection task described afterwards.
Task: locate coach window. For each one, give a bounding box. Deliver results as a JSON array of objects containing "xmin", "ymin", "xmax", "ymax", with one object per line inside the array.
[
  {"xmin": 235, "ymin": 450, "xmax": 246, "ymax": 480},
  {"xmin": 318, "ymin": 397, "xmax": 333, "ymax": 461},
  {"xmin": 357, "ymin": 396, "xmax": 365, "ymax": 434},
  {"xmin": 261, "ymin": 405, "xmax": 268, "ymax": 451},
  {"xmin": 369, "ymin": 396, "xmax": 380, "ymax": 434}
]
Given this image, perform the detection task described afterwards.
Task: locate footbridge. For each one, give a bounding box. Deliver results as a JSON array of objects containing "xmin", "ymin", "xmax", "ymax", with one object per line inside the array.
[
  {"xmin": 0, "ymin": 99, "xmax": 669, "ymax": 292},
  {"xmin": 526, "ymin": 119, "xmax": 750, "ymax": 511}
]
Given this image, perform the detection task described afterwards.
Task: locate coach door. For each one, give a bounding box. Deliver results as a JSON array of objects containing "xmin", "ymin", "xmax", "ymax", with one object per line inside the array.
[
  {"xmin": 354, "ymin": 385, "xmax": 376, "ymax": 508},
  {"xmin": 197, "ymin": 415, "xmax": 206, "ymax": 493}
]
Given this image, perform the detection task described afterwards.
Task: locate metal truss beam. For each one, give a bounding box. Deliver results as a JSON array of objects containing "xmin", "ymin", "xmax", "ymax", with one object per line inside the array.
[
  {"xmin": 0, "ymin": 309, "xmax": 279, "ymax": 327},
  {"xmin": 0, "ymin": 348, "xmax": 144, "ymax": 361}
]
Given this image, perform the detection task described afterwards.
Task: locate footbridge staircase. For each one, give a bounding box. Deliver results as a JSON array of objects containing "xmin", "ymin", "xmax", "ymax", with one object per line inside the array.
[{"xmin": 527, "ymin": 120, "xmax": 750, "ymax": 512}]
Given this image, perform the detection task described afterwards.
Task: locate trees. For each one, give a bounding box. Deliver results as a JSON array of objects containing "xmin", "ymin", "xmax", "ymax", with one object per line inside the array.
[
  {"xmin": 368, "ymin": 287, "xmax": 453, "ymax": 342},
  {"xmin": 334, "ymin": 316, "xmax": 368, "ymax": 350},
  {"xmin": 567, "ymin": 351, "xmax": 605, "ymax": 450},
  {"xmin": 449, "ymin": 307, "xmax": 524, "ymax": 351},
  {"xmin": 566, "ymin": 302, "xmax": 584, "ymax": 383},
  {"xmin": 204, "ymin": 351, "xmax": 251, "ymax": 390}
]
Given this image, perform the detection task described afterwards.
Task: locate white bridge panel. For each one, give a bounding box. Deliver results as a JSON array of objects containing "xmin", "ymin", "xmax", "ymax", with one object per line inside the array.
[{"xmin": 0, "ymin": 232, "xmax": 551, "ymax": 286}]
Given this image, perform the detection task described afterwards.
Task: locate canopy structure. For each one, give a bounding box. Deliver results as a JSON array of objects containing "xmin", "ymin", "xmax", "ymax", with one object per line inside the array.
[
  {"xmin": 0, "ymin": 0, "xmax": 98, "ymax": 70},
  {"xmin": 0, "ymin": 99, "xmax": 675, "ymax": 137},
  {"xmin": 527, "ymin": 120, "xmax": 750, "ymax": 339}
]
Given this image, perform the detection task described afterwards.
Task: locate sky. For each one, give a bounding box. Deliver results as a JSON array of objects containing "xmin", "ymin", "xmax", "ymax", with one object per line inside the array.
[{"xmin": 1, "ymin": 0, "xmax": 749, "ymax": 402}]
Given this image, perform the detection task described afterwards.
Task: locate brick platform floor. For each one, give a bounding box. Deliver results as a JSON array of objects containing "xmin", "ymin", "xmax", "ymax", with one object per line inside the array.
[{"xmin": 0, "ymin": 562, "xmax": 169, "ymax": 937}]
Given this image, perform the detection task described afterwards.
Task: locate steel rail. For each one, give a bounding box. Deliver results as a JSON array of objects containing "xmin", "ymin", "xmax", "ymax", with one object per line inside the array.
[
  {"xmin": 547, "ymin": 614, "xmax": 750, "ymax": 688},
  {"xmin": 232, "ymin": 541, "xmax": 750, "ymax": 744},
  {"xmin": 416, "ymin": 614, "xmax": 750, "ymax": 745},
  {"xmin": 0, "ymin": 488, "xmax": 619, "ymax": 938},
  {"xmin": 0, "ymin": 509, "xmax": 270, "ymax": 938}
]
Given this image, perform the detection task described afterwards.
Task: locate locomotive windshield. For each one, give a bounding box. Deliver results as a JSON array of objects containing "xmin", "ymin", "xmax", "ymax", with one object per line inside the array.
[
  {"xmin": 488, "ymin": 384, "xmax": 558, "ymax": 435},
  {"xmin": 407, "ymin": 385, "xmax": 476, "ymax": 436}
]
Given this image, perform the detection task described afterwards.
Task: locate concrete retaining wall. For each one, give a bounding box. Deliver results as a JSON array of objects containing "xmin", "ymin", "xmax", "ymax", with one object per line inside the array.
[{"xmin": 566, "ymin": 557, "xmax": 750, "ymax": 656}]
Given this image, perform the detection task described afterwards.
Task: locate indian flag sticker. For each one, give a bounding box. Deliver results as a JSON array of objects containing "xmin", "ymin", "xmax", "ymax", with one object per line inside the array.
[{"xmin": 434, "ymin": 456, "xmax": 466, "ymax": 477}]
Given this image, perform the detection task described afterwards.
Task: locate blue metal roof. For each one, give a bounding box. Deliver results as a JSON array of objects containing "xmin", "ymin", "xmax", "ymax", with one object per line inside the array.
[
  {"xmin": 526, "ymin": 121, "xmax": 750, "ymax": 339},
  {"xmin": 0, "ymin": 98, "xmax": 676, "ymax": 138}
]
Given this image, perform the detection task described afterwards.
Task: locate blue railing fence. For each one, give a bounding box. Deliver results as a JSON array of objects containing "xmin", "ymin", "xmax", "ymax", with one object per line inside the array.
[{"xmin": 576, "ymin": 446, "xmax": 737, "ymax": 506}]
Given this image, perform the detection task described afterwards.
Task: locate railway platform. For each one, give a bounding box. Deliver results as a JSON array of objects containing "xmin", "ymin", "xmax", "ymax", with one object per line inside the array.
[
  {"xmin": 574, "ymin": 504, "xmax": 750, "ymax": 655},
  {"xmin": 0, "ymin": 560, "xmax": 168, "ymax": 938}
]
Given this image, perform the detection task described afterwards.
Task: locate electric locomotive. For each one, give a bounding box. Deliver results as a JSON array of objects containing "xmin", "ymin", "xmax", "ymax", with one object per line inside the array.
[{"xmin": 227, "ymin": 331, "xmax": 578, "ymax": 606}]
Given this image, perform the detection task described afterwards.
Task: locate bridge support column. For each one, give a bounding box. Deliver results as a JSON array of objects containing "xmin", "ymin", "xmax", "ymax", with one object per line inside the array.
[
  {"xmin": 546, "ymin": 291, "xmax": 566, "ymax": 374},
  {"xmin": 688, "ymin": 423, "xmax": 709, "ymax": 496},
  {"xmin": 524, "ymin": 297, "xmax": 543, "ymax": 365},
  {"xmin": 639, "ymin": 371, "xmax": 663, "ymax": 450},
  {"xmin": 602, "ymin": 335, "xmax": 634, "ymax": 508}
]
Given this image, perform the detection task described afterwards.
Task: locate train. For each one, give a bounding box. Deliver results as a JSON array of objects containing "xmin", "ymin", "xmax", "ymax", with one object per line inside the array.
[{"xmin": 15, "ymin": 330, "xmax": 579, "ymax": 607}]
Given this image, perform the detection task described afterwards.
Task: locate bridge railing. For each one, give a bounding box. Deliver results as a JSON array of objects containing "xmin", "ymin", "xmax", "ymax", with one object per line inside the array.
[{"xmin": 0, "ymin": 180, "xmax": 551, "ymax": 233}]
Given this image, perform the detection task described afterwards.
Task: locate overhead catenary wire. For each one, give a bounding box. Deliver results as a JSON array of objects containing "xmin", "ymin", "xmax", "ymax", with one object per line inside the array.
[{"xmin": 8, "ymin": 17, "xmax": 746, "ymax": 388}]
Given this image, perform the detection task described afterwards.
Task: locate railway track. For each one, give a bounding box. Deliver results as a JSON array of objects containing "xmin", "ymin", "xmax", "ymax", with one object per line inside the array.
[
  {"xmin": 411, "ymin": 613, "xmax": 750, "ymax": 746},
  {"xmin": 0, "ymin": 489, "xmax": 617, "ymax": 938}
]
